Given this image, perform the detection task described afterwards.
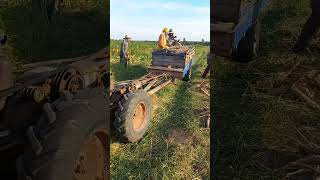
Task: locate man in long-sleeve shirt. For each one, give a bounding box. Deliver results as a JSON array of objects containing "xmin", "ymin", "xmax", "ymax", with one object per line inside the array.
[
  {"xmin": 292, "ymin": 0, "xmax": 320, "ymax": 52},
  {"xmin": 158, "ymin": 27, "xmax": 169, "ymax": 49},
  {"xmin": 168, "ymin": 29, "xmax": 177, "ymax": 46},
  {"xmin": 120, "ymin": 35, "xmax": 130, "ymax": 68}
]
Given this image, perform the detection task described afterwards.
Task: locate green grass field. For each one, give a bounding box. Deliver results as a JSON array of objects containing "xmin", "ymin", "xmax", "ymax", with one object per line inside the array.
[
  {"xmin": 110, "ymin": 40, "xmax": 210, "ymax": 179},
  {"xmin": 0, "ymin": 0, "xmax": 107, "ymax": 63},
  {"xmin": 212, "ymin": 0, "xmax": 320, "ymax": 179}
]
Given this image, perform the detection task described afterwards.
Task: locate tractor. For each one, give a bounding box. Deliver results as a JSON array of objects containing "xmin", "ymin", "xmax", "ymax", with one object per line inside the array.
[{"xmin": 0, "ymin": 36, "xmax": 195, "ymax": 180}]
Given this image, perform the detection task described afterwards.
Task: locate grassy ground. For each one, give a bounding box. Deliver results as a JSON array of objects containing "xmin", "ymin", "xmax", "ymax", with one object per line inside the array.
[
  {"xmin": 110, "ymin": 40, "xmax": 210, "ymax": 179},
  {"xmin": 212, "ymin": 0, "xmax": 320, "ymax": 179},
  {"xmin": 0, "ymin": 0, "xmax": 107, "ymax": 64}
]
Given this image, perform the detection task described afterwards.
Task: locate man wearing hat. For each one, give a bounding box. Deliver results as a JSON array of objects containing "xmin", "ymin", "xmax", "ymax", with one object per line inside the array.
[
  {"xmin": 158, "ymin": 27, "xmax": 170, "ymax": 49},
  {"xmin": 120, "ymin": 35, "xmax": 131, "ymax": 68},
  {"xmin": 167, "ymin": 28, "xmax": 177, "ymax": 46}
]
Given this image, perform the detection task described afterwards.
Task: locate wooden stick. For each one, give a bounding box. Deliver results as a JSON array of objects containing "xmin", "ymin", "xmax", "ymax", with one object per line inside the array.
[
  {"xmin": 292, "ymin": 84, "xmax": 320, "ymax": 109},
  {"xmin": 201, "ymin": 87, "xmax": 210, "ymax": 96},
  {"xmin": 143, "ymin": 79, "xmax": 158, "ymax": 92},
  {"xmin": 148, "ymin": 80, "xmax": 171, "ymax": 95}
]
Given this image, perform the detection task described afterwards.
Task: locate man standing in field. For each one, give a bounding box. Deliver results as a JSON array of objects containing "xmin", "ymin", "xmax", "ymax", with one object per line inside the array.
[
  {"xmin": 120, "ymin": 35, "xmax": 131, "ymax": 68},
  {"xmin": 292, "ymin": 0, "xmax": 320, "ymax": 53},
  {"xmin": 158, "ymin": 27, "xmax": 169, "ymax": 49}
]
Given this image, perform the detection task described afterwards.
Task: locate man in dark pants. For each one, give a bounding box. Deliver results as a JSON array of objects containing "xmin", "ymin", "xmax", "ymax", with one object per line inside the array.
[
  {"xmin": 120, "ymin": 35, "xmax": 131, "ymax": 68},
  {"xmin": 292, "ymin": 0, "xmax": 320, "ymax": 52}
]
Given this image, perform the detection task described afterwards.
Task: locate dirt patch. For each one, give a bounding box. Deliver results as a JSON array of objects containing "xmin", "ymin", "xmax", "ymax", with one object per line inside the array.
[
  {"xmin": 166, "ymin": 128, "xmax": 199, "ymax": 146},
  {"xmin": 192, "ymin": 164, "xmax": 204, "ymax": 174}
]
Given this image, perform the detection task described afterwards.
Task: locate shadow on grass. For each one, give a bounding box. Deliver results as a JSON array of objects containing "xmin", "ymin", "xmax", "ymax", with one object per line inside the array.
[
  {"xmin": 1, "ymin": 2, "xmax": 107, "ymax": 62},
  {"xmin": 211, "ymin": 62, "xmax": 269, "ymax": 179},
  {"xmin": 211, "ymin": 59, "xmax": 320, "ymax": 180}
]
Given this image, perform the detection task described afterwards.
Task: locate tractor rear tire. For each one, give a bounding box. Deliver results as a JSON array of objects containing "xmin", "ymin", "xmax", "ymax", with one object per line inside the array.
[
  {"xmin": 114, "ymin": 89, "xmax": 152, "ymax": 143},
  {"xmin": 233, "ymin": 21, "xmax": 261, "ymax": 62},
  {"xmin": 18, "ymin": 88, "xmax": 109, "ymax": 180}
]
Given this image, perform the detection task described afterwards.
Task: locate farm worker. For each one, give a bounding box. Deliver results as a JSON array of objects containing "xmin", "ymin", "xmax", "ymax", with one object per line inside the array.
[
  {"xmin": 158, "ymin": 27, "xmax": 169, "ymax": 49},
  {"xmin": 120, "ymin": 35, "xmax": 131, "ymax": 68},
  {"xmin": 168, "ymin": 29, "xmax": 177, "ymax": 46},
  {"xmin": 292, "ymin": 0, "xmax": 320, "ymax": 53}
]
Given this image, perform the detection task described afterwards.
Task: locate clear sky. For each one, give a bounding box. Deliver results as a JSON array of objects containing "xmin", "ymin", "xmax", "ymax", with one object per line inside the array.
[{"xmin": 110, "ymin": 0, "xmax": 210, "ymax": 41}]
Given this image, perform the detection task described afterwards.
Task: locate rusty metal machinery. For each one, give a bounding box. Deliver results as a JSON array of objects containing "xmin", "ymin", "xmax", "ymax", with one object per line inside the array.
[
  {"xmin": 0, "ymin": 48, "xmax": 109, "ymax": 105},
  {"xmin": 51, "ymin": 67, "xmax": 85, "ymax": 96},
  {"xmin": 18, "ymin": 83, "xmax": 51, "ymax": 103},
  {"xmin": 110, "ymin": 72, "xmax": 173, "ymax": 109}
]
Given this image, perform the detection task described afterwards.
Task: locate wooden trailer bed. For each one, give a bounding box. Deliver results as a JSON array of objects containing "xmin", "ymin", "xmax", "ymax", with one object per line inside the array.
[{"xmin": 149, "ymin": 46, "xmax": 195, "ymax": 80}]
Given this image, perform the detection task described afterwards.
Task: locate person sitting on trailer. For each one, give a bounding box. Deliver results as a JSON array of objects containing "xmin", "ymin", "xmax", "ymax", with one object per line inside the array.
[
  {"xmin": 167, "ymin": 29, "xmax": 177, "ymax": 46},
  {"xmin": 292, "ymin": 0, "xmax": 320, "ymax": 53},
  {"xmin": 119, "ymin": 35, "xmax": 131, "ymax": 68},
  {"xmin": 158, "ymin": 27, "xmax": 170, "ymax": 49}
]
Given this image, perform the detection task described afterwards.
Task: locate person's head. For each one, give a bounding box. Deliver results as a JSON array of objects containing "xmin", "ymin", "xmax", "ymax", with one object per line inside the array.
[
  {"xmin": 123, "ymin": 35, "xmax": 131, "ymax": 42},
  {"xmin": 163, "ymin": 27, "xmax": 169, "ymax": 35}
]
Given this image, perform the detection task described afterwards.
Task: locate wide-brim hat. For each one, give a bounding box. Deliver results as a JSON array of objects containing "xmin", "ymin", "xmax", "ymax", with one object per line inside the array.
[{"xmin": 123, "ymin": 35, "xmax": 131, "ymax": 39}]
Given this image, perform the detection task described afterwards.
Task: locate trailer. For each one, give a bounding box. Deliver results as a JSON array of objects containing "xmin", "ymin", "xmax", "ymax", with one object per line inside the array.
[
  {"xmin": 110, "ymin": 46, "xmax": 196, "ymax": 142},
  {"xmin": 202, "ymin": 0, "xmax": 269, "ymax": 78},
  {"xmin": 149, "ymin": 46, "xmax": 195, "ymax": 81}
]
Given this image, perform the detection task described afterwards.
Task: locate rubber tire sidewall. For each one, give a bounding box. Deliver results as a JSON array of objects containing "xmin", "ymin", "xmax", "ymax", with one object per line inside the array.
[
  {"xmin": 20, "ymin": 89, "xmax": 109, "ymax": 180},
  {"xmin": 114, "ymin": 89, "xmax": 151, "ymax": 143},
  {"xmin": 233, "ymin": 21, "xmax": 261, "ymax": 62}
]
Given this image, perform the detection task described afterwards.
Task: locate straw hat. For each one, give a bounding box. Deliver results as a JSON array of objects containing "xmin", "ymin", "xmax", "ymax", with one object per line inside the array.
[{"xmin": 123, "ymin": 35, "xmax": 131, "ymax": 39}]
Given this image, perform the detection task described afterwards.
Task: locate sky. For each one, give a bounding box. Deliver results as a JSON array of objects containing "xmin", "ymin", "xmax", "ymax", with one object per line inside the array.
[{"xmin": 110, "ymin": 0, "xmax": 210, "ymax": 41}]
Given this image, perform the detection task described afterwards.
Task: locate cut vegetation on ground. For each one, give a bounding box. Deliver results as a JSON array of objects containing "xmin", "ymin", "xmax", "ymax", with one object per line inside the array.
[
  {"xmin": 212, "ymin": 0, "xmax": 320, "ymax": 179},
  {"xmin": 110, "ymin": 40, "xmax": 210, "ymax": 179}
]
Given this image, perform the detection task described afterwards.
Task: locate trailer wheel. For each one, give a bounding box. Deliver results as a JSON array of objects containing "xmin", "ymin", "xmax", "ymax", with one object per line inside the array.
[
  {"xmin": 114, "ymin": 89, "xmax": 151, "ymax": 143},
  {"xmin": 234, "ymin": 21, "xmax": 261, "ymax": 62},
  {"xmin": 18, "ymin": 89, "xmax": 109, "ymax": 180}
]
